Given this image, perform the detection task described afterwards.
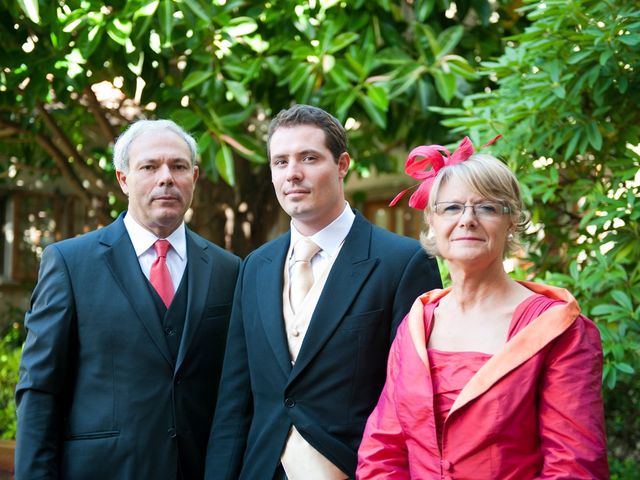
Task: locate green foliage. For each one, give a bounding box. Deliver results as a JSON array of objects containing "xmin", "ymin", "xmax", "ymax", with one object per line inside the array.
[
  {"xmin": 439, "ymin": 0, "xmax": 640, "ymax": 470},
  {"xmin": 0, "ymin": 0, "xmax": 516, "ymax": 252},
  {"xmin": 544, "ymin": 259, "xmax": 640, "ymax": 473},
  {"xmin": 602, "ymin": 372, "xmax": 640, "ymax": 478},
  {"xmin": 3, "ymin": 0, "xmax": 636, "ymax": 470},
  {"xmin": 610, "ymin": 456, "xmax": 640, "ymax": 480},
  {"xmin": 0, "ymin": 0, "xmax": 496, "ymax": 180},
  {"xmin": 0, "ymin": 310, "xmax": 26, "ymax": 440}
]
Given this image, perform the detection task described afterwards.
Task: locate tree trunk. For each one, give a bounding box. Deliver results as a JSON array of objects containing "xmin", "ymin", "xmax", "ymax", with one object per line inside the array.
[{"xmin": 189, "ymin": 159, "xmax": 280, "ymax": 258}]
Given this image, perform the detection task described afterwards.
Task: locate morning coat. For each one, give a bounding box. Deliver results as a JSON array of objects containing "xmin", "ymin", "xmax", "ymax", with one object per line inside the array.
[{"xmin": 205, "ymin": 211, "xmax": 442, "ymax": 479}]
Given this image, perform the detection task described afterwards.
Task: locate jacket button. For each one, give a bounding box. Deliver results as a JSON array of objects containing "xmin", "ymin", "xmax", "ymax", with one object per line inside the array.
[
  {"xmin": 165, "ymin": 326, "xmax": 175, "ymax": 336},
  {"xmin": 442, "ymin": 459, "xmax": 453, "ymax": 471},
  {"xmin": 167, "ymin": 427, "xmax": 177, "ymax": 438},
  {"xmin": 284, "ymin": 398, "xmax": 295, "ymax": 408}
]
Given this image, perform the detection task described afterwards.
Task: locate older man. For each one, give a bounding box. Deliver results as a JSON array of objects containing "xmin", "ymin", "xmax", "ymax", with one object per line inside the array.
[{"xmin": 16, "ymin": 119, "xmax": 240, "ymax": 479}]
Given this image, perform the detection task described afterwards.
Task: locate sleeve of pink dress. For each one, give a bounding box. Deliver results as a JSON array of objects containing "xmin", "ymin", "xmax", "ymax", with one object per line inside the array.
[
  {"xmin": 537, "ymin": 315, "xmax": 609, "ymax": 479},
  {"xmin": 357, "ymin": 322, "xmax": 411, "ymax": 479}
]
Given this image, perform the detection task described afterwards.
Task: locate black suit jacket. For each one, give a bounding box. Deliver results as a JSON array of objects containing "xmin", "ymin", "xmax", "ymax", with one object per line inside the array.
[
  {"xmin": 205, "ymin": 212, "xmax": 441, "ymax": 479},
  {"xmin": 15, "ymin": 213, "xmax": 241, "ymax": 479}
]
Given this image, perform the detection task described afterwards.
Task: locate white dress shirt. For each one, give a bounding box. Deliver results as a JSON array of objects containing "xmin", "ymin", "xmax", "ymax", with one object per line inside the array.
[
  {"xmin": 288, "ymin": 202, "xmax": 355, "ymax": 281},
  {"xmin": 123, "ymin": 213, "xmax": 187, "ymax": 291}
]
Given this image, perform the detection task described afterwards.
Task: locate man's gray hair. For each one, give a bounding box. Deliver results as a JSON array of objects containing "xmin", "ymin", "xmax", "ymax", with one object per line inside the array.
[{"xmin": 113, "ymin": 119, "xmax": 198, "ymax": 173}]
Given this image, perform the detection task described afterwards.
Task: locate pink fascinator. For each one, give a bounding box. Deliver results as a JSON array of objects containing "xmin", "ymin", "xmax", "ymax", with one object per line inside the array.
[{"xmin": 389, "ymin": 135, "xmax": 502, "ymax": 209}]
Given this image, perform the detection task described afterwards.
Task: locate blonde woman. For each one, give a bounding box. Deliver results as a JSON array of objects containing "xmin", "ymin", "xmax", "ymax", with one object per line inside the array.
[{"xmin": 357, "ymin": 137, "xmax": 608, "ymax": 479}]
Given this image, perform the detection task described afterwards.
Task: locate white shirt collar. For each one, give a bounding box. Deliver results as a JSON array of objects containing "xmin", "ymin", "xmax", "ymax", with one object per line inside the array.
[
  {"xmin": 123, "ymin": 212, "xmax": 187, "ymax": 260},
  {"xmin": 290, "ymin": 202, "xmax": 355, "ymax": 258}
]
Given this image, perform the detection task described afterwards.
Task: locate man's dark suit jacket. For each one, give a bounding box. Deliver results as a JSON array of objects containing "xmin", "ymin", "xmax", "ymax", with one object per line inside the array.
[
  {"xmin": 15, "ymin": 213, "xmax": 241, "ymax": 479},
  {"xmin": 205, "ymin": 211, "xmax": 442, "ymax": 479}
]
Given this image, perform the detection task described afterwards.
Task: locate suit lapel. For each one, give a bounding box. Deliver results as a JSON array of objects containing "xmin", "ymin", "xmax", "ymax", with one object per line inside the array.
[
  {"xmin": 258, "ymin": 233, "xmax": 293, "ymax": 377},
  {"xmin": 99, "ymin": 215, "xmax": 174, "ymax": 367},
  {"xmin": 175, "ymin": 230, "xmax": 211, "ymax": 372},
  {"xmin": 289, "ymin": 214, "xmax": 378, "ymax": 382}
]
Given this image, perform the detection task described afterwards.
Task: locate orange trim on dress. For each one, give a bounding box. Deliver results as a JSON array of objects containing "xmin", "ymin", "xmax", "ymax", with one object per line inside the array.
[{"xmin": 406, "ymin": 282, "xmax": 581, "ymax": 416}]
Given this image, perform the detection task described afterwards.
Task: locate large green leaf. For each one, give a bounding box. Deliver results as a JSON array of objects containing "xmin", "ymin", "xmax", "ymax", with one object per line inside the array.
[
  {"xmin": 328, "ymin": 32, "xmax": 359, "ymax": 53},
  {"xmin": 107, "ymin": 19, "xmax": 132, "ymax": 45},
  {"xmin": 181, "ymin": 0, "xmax": 210, "ymax": 23},
  {"xmin": 159, "ymin": 0, "xmax": 174, "ymax": 45},
  {"xmin": 432, "ymin": 69, "xmax": 456, "ymax": 104},
  {"xmin": 225, "ymin": 80, "xmax": 250, "ymax": 107},
  {"xmin": 134, "ymin": 0, "xmax": 159, "ymax": 18},
  {"xmin": 437, "ymin": 26, "xmax": 464, "ymax": 59},
  {"xmin": 218, "ymin": 108, "xmax": 255, "ymax": 127},
  {"xmin": 215, "ymin": 142, "xmax": 236, "ymax": 186},
  {"xmin": 357, "ymin": 93, "xmax": 386, "ymax": 129},
  {"xmin": 225, "ymin": 17, "xmax": 258, "ymax": 37},
  {"xmin": 415, "ymin": 0, "xmax": 436, "ymax": 22},
  {"xmin": 171, "ymin": 110, "xmax": 202, "ymax": 131},
  {"xmin": 366, "ymin": 84, "xmax": 388, "ymax": 111},
  {"xmin": 17, "ymin": 0, "xmax": 39, "ymax": 24},
  {"xmin": 586, "ymin": 121, "xmax": 603, "ymax": 150},
  {"xmin": 183, "ymin": 71, "xmax": 214, "ymax": 91}
]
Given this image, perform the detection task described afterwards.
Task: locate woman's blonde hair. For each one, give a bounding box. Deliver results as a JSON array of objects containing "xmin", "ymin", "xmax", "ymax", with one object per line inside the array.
[{"xmin": 420, "ymin": 153, "xmax": 529, "ymax": 257}]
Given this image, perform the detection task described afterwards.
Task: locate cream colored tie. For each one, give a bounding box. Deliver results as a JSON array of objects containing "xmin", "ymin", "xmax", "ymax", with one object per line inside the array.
[{"xmin": 290, "ymin": 238, "xmax": 321, "ymax": 314}]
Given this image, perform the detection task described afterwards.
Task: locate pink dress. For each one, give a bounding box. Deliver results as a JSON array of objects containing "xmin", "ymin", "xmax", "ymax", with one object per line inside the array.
[
  {"xmin": 357, "ymin": 282, "xmax": 609, "ymax": 480},
  {"xmin": 428, "ymin": 349, "xmax": 491, "ymax": 449}
]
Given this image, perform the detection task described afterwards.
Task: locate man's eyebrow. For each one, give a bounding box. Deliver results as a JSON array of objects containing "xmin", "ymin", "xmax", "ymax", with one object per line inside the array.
[
  {"xmin": 137, "ymin": 156, "xmax": 190, "ymax": 163},
  {"xmin": 270, "ymin": 148, "xmax": 323, "ymax": 162},
  {"xmin": 298, "ymin": 149, "xmax": 321, "ymax": 156}
]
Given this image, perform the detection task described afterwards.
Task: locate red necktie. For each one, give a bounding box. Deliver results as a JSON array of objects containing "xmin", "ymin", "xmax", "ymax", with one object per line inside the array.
[{"xmin": 150, "ymin": 239, "xmax": 174, "ymax": 308}]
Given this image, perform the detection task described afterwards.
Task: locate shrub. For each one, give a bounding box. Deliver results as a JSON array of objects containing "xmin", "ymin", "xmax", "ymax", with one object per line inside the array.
[{"xmin": 0, "ymin": 309, "xmax": 26, "ymax": 440}]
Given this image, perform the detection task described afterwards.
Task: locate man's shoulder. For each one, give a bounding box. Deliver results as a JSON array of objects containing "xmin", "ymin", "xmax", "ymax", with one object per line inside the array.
[
  {"xmin": 350, "ymin": 210, "xmax": 420, "ymax": 250},
  {"xmin": 245, "ymin": 232, "xmax": 289, "ymax": 260},
  {"xmin": 48, "ymin": 224, "xmax": 110, "ymax": 254},
  {"xmin": 368, "ymin": 222, "xmax": 422, "ymax": 252}
]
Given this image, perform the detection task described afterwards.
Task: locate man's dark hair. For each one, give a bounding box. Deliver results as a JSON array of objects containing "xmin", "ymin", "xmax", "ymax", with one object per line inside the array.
[{"xmin": 267, "ymin": 104, "xmax": 348, "ymax": 163}]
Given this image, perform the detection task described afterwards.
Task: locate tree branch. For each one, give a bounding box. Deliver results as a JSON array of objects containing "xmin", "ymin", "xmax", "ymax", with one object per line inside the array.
[
  {"xmin": 0, "ymin": 125, "xmax": 20, "ymax": 137},
  {"xmin": 34, "ymin": 134, "xmax": 93, "ymax": 203},
  {"xmin": 36, "ymin": 101, "xmax": 110, "ymax": 191},
  {"xmin": 1, "ymin": 117, "xmax": 112, "ymax": 224},
  {"xmin": 83, "ymin": 85, "xmax": 119, "ymax": 141},
  {"xmin": 36, "ymin": 132, "xmax": 113, "ymax": 225}
]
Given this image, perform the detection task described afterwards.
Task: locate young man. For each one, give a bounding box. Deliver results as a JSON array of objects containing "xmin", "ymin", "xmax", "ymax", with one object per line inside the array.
[
  {"xmin": 206, "ymin": 105, "xmax": 441, "ymax": 479},
  {"xmin": 16, "ymin": 119, "xmax": 241, "ymax": 479}
]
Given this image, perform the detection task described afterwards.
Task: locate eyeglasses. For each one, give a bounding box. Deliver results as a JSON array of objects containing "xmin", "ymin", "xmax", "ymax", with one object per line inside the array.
[{"xmin": 434, "ymin": 201, "xmax": 511, "ymax": 218}]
